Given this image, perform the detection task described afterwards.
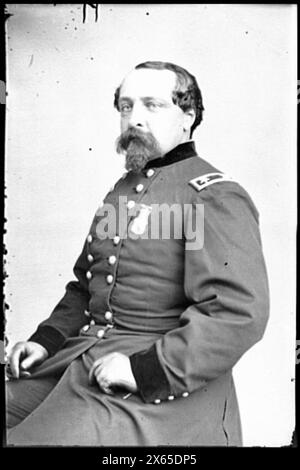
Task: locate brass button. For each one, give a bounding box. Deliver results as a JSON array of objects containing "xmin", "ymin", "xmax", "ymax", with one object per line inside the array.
[
  {"xmin": 105, "ymin": 311, "xmax": 113, "ymax": 321},
  {"xmin": 108, "ymin": 255, "xmax": 117, "ymax": 265},
  {"xmin": 87, "ymin": 254, "xmax": 94, "ymax": 263},
  {"xmin": 127, "ymin": 200, "xmax": 135, "ymax": 210},
  {"xmin": 113, "ymin": 235, "xmax": 120, "ymax": 245},
  {"xmin": 82, "ymin": 325, "xmax": 89, "ymax": 332},
  {"xmin": 135, "ymin": 184, "xmax": 144, "ymax": 193},
  {"xmin": 86, "ymin": 271, "xmax": 92, "ymax": 280},
  {"xmin": 84, "ymin": 310, "xmax": 90, "ymax": 317},
  {"xmin": 106, "ymin": 274, "xmax": 113, "ymax": 284},
  {"xmin": 87, "ymin": 234, "xmax": 92, "ymax": 243},
  {"xmin": 146, "ymin": 169, "xmax": 155, "ymax": 178},
  {"xmin": 97, "ymin": 329, "xmax": 104, "ymax": 339},
  {"xmin": 168, "ymin": 395, "xmax": 175, "ymax": 401},
  {"xmin": 182, "ymin": 392, "xmax": 189, "ymax": 398},
  {"xmin": 154, "ymin": 399, "xmax": 161, "ymax": 405}
]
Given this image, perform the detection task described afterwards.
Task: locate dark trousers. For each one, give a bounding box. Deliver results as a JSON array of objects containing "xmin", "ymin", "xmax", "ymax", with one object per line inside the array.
[{"xmin": 6, "ymin": 376, "xmax": 58, "ymax": 430}]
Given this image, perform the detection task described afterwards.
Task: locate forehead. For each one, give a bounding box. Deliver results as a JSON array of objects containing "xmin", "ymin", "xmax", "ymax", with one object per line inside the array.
[{"xmin": 119, "ymin": 68, "xmax": 177, "ymax": 100}]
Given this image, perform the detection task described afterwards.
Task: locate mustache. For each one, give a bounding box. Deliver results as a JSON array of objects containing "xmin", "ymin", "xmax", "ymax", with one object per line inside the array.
[
  {"xmin": 115, "ymin": 127, "xmax": 162, "ymax": 173},
  {"xmin": 116, "ymin": 127, "xmax": 160, "ymax": 154}
]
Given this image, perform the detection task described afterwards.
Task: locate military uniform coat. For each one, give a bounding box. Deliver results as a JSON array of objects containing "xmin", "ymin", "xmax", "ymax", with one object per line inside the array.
[{"xmin": 7, "ymin": 141, "xmax": 269, "ymax": 446}]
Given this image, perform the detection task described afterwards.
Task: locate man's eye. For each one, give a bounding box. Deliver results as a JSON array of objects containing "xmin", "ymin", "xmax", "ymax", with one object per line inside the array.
[
  {"xmin": 120, "ymin": 104, "xmax": 132, "ymax": 113},
  {"xmin": 145, "ymin": 102, "xmax": 159, "ymax": 110}
]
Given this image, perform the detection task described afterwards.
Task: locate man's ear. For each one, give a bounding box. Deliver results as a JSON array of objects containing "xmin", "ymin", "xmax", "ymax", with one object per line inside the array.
[{"xmin": 183, "ymin": 109, "xmax": 196, "ymax": 133}]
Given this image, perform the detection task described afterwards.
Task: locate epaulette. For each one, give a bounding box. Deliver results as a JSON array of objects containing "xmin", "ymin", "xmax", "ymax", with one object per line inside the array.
[{"xmin": 189, "ymin": 172, "xmax": 234, "ymax": 192}]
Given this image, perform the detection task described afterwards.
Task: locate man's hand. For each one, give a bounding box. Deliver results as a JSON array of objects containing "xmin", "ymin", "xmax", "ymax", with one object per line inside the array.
[
  {"xmin": 8, "ymin": 341, "xmax": 49, "ymax": 379},
  {"xmin": 89, "ymin": 352, "xmax": 138, "ymax": 395}
]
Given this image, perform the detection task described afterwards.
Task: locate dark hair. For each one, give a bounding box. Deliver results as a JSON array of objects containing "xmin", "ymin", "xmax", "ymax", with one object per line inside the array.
[{"xmin": 114, "ymin": 61, "xmax": 204, "ymax": 137}]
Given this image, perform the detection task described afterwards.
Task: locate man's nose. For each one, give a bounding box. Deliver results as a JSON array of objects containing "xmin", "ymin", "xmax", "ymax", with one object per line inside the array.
[{"xmin": 128, "ymin": 102, "xmax": 146, "ymax": 128}]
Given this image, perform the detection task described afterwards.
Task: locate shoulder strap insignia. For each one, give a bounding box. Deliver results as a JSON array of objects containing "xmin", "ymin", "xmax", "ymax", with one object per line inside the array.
[{"xmin": 189, "ymin": 172, "xmax": 234, "ymax": 192}]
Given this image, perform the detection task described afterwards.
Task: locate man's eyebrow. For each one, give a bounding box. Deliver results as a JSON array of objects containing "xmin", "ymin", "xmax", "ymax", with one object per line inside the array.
[
  {"xmin": 141, "ymin": 96, "xmax": 170, "ymax": 103},
  {"xmin": 118, "ymin": 97, "xmax": 133, "ymax": 103},
  {"xmin": 118, "ymin": 96, "xmax": 171, "ymax": 105}
]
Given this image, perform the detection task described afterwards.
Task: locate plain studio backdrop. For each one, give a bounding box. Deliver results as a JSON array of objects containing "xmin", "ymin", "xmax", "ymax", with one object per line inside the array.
[{"xmin": 4, "ymin": 4, "xmax": 296, "ymax": 447}]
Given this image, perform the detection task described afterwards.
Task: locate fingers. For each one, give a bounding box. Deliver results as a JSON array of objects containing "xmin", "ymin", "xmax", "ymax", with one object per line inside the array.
[
  {"xmin": 89, "ymin": 361, "xmax": 114, "ymax": 395},
  {"xmin": 20, "ymin": 371, "xmax": 31, "ymax": 378},
  {"xmin": 100, "ymin": 384, "xmax": 114, "ymax": 395},
  {"xmin": 20, "ymin": 351, "xmax": 39, "ymax": 371},
  {"xmin": 94, "ymin": 366, "xmax": 114, "ymax": 395},
  {"xmin": 9, "ymin": 344, "xmax": 24, "ymax": 379},
  {"xmin": 88, "ymin": 357, "xmax": 103, "ymax": 385},
  {"xmin": 88, "ymin": 353, "xmax": 137, "ymax": 395},
  {"xmin": 8, "ymin": 342, "xmax": 44, "ymax": 379}
]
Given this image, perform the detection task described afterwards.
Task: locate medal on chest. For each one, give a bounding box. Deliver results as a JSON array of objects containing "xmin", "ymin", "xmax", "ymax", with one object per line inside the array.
[{"xmin": 129, "ymin": 204, "xmax": 152, "ymax": 236}]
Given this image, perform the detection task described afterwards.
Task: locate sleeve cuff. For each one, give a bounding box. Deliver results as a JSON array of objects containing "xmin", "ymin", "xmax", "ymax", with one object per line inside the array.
[
  {"xmin": 129, "ymin": 344, "xmax": 171, "ymax": 403},
  {"xmin": 28, "ymin": 325, "xmax": 66, "ymax": 357}
]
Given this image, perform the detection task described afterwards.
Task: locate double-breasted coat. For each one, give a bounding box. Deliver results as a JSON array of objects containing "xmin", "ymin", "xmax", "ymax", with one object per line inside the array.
[{"xmin": 7, "ymin": 141, "xmax": 269, "ymax": 446}]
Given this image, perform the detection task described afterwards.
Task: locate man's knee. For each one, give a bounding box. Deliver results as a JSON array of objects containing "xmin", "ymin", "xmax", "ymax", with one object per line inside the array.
[
  {"xmin": 6, "ymin": 380, "xmax": 28, "ymax": 429},
  {"xmin": 6, "ymin": 376, "xmax": 57, "ymax": 429}
]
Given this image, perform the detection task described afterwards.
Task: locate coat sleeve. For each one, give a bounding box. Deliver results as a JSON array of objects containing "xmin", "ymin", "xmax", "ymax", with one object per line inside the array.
[
  {"xmin": 130, "ymin": 182, "xmax": 270, "ymax": 403},
  {"xmin": 28, "ymin": 239, "xmax": 91, "ymax": 356}
]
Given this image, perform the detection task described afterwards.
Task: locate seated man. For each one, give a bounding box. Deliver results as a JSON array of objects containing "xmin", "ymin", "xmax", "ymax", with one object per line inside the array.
[{"xmin": 6, "ymin": 61, "xmax": 269, "ymax": 446}]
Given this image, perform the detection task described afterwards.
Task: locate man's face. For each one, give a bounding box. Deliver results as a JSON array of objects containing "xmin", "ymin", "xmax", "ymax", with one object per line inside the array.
[{"xmin": 117, "ymin": 68, "xmax": 191, "ymax": 160}]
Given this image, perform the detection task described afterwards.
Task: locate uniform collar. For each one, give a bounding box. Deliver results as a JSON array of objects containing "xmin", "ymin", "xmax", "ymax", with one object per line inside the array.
[{"xmin": 144, "ymin": 141, "xmax": 197, "ymax": 169}]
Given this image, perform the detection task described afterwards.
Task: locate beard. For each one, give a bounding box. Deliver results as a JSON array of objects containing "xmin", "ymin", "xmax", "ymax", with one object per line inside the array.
[{"xmin": 116, "ymin": 127, "xmax": 162, "ymax": 173}]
